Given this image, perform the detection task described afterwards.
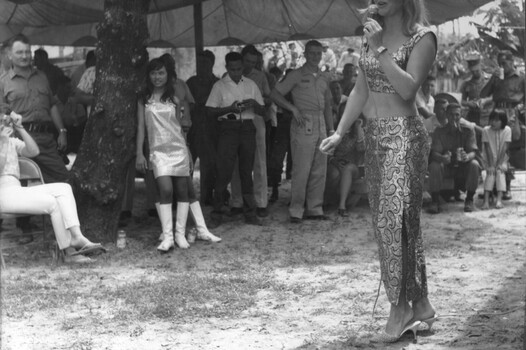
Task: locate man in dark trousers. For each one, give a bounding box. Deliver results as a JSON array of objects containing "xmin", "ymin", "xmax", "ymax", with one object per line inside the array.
[
  {"xmin": 205, "ymin": 52, "xmax": 265, "ymax": 227},
  {"xmin": 186, "ymin": 50, "xmax": 219, "ymax": 206}
]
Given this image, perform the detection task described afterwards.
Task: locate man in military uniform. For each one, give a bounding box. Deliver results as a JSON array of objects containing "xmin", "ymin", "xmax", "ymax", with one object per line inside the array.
[
  {"xmin": 459, "ymin": 52, "xmax": 489, "ymax": 126},
  {"xmin": 480, "ymin": 50, "xmax": 525, "ymax": 199}
]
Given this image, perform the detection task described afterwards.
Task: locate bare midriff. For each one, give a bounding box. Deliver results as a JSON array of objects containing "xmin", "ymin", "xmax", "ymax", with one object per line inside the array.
[{"xmin": 362, "ymin": 91, "xmax": 418, "ymax": 119}]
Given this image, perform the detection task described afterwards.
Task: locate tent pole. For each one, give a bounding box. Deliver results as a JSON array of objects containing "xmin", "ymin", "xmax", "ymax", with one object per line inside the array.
[{"xmin": 193, "ymin": 1, "xmax": 204, "ymax": 75}]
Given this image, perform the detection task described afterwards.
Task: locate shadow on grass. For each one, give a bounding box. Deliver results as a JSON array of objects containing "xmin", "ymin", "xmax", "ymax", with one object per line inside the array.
[
  {"xmin": 286, "ymin": 198, "xmax": 526, "ymax": 349},
  {"xmin": 440, "ymin": 262, "xmax": 525, "ymax": 350}
]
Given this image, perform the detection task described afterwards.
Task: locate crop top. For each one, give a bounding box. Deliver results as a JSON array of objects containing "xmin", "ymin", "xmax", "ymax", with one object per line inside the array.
[{"xmin": 359, "ymin": 27, "xmax": 437, "ymax": 94}]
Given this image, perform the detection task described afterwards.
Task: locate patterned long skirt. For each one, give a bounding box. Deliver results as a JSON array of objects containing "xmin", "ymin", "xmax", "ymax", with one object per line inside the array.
[{"xmin": 364, "ymin": 115, "xmax": 429, "ymax": 305}]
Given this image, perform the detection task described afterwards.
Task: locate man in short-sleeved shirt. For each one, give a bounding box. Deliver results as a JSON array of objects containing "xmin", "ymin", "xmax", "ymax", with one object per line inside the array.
[
  {"xmin": 270, "ymin": 40, "xmax": 333, "ymax": 222},
  {"xmin": 416, "ymin": 75, "xmax": 436, "ymax": 124},
  {"xmin": 337, "ymin": 63, "xmax": 358, "ymax": 97},
  {"xmin": 428, "ymin": 103, "xmax": 481, "ymax": 213},
  {"xmin": 320, "ymin": 43, "xmax": 337, "ymax": 72},
  {"xmin": 0, "ymin": 34, "xmax": 69, "ymax": 184},
  {"xmin": 459, "ymin": 54, "xmax": 487, "ymax": 126},
  {"xmin": 229, "ymin": 45, "xmax": 271, "ymax": 217},
  {"xmin": 337, "ymin": 48, "xmax": 359, "ymax": 72},
  {"xmin": 206, "ymin": 52, "xmax": 265, "ymax": 227}
]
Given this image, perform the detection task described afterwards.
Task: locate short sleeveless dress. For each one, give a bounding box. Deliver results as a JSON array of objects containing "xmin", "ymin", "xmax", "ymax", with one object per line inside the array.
[
  {"xmin": 359, "ymin": 27, "xmax": 436, "ymax": 304},
  {"xmin": 145, "ymin": 99, "xmax": 191, "ymax": 178}
]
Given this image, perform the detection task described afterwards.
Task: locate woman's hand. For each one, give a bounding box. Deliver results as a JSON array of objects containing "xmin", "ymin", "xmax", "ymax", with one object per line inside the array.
[
  {"xmin": 319, "ymin": 132, "xmax": 342, "ymax": 155},
  {"xmin": 8, "ymin": 111, "xmax": 23, "ymax": 128},
  {"xmin": 363, "ymin": 18, "xmax": 383, "ymax": 52},
  {"xmin": 135, "ymin": 154, "xmax": 148, "ymax": 173},
  {"xmin": 0, "ymin": 124, "xmax": 13, "ymax": 138}
]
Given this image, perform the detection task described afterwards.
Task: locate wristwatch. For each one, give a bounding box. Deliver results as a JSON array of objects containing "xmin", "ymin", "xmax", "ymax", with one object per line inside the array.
[
  {"xmin": 376, "ymin": 46, "xmax": 388, "ymax": 57},
  {"xmin": 59, "ymin": 128, "xmax": 67, "ymax": 133}
]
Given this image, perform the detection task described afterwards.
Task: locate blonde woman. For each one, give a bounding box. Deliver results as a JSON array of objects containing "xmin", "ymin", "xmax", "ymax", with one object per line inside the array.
[{"xmin": 320, "ymin": 0, "xmax": 437, "ymax": 342}]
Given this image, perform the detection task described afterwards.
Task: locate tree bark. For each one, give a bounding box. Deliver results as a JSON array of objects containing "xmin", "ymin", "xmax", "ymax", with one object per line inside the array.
[{"xmin": 71, "ymin": 0, "xmax": 150, "ymax": 241}]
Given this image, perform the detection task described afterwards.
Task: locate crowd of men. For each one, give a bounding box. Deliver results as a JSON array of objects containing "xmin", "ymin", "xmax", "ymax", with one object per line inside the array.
[
  {"xmin": 417, "ymin": 51, "xmax": 525, "ymax": 213},
  {"xmin": 1, "ymin": 34, "xmax": 524, "ymax": 234}
]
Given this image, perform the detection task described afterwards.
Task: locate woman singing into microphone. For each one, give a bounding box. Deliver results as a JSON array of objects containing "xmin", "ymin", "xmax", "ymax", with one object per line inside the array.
[{"xmin": 320, "ymin": 0, "xmax": 437, "ymax": 343}]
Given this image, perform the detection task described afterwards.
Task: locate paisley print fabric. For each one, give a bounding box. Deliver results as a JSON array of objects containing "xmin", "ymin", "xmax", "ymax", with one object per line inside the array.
[
  {"xmin": 364, "ymin": 115, "xmax": 429, "ymax": 304},
  {"xmin": 359, "ymin": 27, "xmax": 436, "ymax": 94}
]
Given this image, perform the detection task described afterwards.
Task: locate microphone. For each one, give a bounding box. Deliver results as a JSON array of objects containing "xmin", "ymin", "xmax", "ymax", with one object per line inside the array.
[
  {"xmin": 366, "ymin": 5, "xmax": 380, "ymax": 23},
  {"xmin": 362, "ymin": 4, "xmax": 380, "ymax": 46}
]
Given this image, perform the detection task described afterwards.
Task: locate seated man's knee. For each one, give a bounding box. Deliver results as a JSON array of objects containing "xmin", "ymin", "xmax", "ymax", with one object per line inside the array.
[
  {"xmin": 468, "ymin": 159, "xmax": 481, "ymax": 171},
  {"xmin": 428, "ymin": 161, "xmax": 443, "ymax": 176}
]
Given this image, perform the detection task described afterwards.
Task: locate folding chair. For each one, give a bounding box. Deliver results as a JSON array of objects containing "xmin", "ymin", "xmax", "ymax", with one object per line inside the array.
[{"xmin": 0, "ymin": 157, "xmax": 48, "ymax": 269}]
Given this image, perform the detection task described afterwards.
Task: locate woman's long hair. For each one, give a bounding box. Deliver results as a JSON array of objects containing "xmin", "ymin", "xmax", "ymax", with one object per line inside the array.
[
  {"xmin": 141, "ymin": 58, "xmax": 176, "ymax": 105},
  {"xmin": 360, "ymin": 0, "xmax": 428, "ymax": 35},
  {"xmin": 400, "ymin": 0, "xmax": 428, "ymax": 34}
]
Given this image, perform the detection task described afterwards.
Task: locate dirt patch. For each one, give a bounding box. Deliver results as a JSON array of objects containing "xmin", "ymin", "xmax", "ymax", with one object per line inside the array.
[{"xmin": 1, "ymin": 173, "xmax": 525, "ymax": 350}]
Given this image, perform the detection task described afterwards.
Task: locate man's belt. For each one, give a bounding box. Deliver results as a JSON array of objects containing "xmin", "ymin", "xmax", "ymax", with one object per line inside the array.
[
  {"xmin": 22, "ymin": 122, "xmax": 55, "ymax": 133},
  {"xmin": 495, "ymin": 102, "xmax": 519, "ymax": 108}
]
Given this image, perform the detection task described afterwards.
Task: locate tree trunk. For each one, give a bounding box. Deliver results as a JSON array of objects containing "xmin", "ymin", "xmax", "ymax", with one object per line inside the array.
[{"xmin": 71, "ymin": 0, "xmax": 150, "ymax": 241}]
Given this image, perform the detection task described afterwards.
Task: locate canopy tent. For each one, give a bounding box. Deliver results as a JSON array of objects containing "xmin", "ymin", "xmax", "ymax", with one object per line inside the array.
[{"xmin": 0, "ymin": 0, "xmax": 492, "ymax": 47}]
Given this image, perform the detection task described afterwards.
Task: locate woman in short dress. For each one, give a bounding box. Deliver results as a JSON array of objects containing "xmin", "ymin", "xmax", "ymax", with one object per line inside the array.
[
  {"xmin": 320, "ymin": 0, "xmax": 437, "ymax": 342},
  {"xmin": 136, "ymin": 58, "xmax": 220, "ymax": 252}
]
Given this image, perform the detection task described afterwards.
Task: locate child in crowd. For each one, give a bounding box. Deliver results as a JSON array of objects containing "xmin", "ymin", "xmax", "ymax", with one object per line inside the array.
[
  {"xmin": 481, "ymin": 109, "xmax": 512, "ymax": 209},
  {"xmin": 136, "ymin": 58, "xmax": 220, "ymax": 252},
  {"xmin": 327, "ymin": 117, "xmax": 365, "ymax": 216},
  {"xmin": 0, "ymin": 112, "xmax": 106, "ymax": 264}
]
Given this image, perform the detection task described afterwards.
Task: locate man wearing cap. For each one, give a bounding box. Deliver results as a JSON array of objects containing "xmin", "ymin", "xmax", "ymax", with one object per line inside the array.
[
  {"xmin": 320, "ymin": 43, "xmax": 337, "ymax": 73},
  {"xmin": 459, "ymin": 52, "xmax": 488, "ymax": 126},
  {"xmin": 337, "ymin": 48, "xmax": 359, "ymax": 73},
  {"xmin": 427, "ymin": 103, "xmax": 481, "ymax": 213},
  {"xmin": 270, "ymin": 40, "xmax": 333, "ymax": 223},
  {"xmin": 480, "ymin": 50, "xmax": 525, "ymax": 199}
]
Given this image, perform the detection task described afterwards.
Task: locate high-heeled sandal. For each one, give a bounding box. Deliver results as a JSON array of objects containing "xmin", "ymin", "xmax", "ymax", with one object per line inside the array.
[
  {"xmin": 420, "ymin": 314, "xmax": 438, "ymax": 331},
  {"xmin": 371, "ymin": 320, "xmax": 421, "ymax": 343}
]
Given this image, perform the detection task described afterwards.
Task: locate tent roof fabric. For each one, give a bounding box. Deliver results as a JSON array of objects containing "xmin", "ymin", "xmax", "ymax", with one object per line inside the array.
[{"xmin": 0, "ymin": 0, "xmax": 492, "ymax": 47}]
